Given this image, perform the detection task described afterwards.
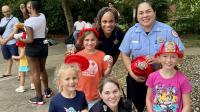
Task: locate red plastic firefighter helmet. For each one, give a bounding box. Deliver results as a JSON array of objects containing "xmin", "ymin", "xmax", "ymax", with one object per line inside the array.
[
  {"xmin": 16, "ymin": 32, "xmax": 26, "ymax": 47},
  {"xmin": 64, "ymin": 54, "xmax": 89, "ymax": 71},
  {"xmin": 155, "ymin": 41, "xmax": 183, "ymax": 58},
  {"xmin": 131, "ymin": 55, "xmax": 153, "ymax": 77}
]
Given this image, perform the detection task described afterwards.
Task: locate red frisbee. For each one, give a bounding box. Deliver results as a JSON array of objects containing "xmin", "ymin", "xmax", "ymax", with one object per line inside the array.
[{"xmin": 64, "ymin": 54, "xmax": 89, "ymax": 71}]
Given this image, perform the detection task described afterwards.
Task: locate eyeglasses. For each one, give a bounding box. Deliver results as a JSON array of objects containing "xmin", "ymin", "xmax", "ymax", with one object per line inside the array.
[{"xmin": 2, "ymin": 10, "xmax": 10, "ymax": 13}]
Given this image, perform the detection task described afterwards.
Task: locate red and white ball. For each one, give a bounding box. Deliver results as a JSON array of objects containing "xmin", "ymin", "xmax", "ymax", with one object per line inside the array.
[{"xmin": 104, "ymin": 55, "xmax": 112, "ymax": 62}]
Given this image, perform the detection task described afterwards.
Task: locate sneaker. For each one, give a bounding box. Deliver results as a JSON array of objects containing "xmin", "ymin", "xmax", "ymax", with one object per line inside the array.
[
  {"xmin": 44, "ymin": 88, "xmax": 53, "ymax": 98},
  {"xmin": 29, "ymin": 96, "xmax": 45, "ymax": 105},
  {"xmin": 31, "ymin": 83, "xmax": 35, "ymax": 90},
  {"xmin": 15, "ymin": 86, "xmax": 25, "ymax": 93}
]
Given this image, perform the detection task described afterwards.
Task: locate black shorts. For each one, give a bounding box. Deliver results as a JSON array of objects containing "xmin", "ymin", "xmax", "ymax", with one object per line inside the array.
[{"xmin": 25, "ymin": 38, "xmax": 48, "ymax": 58}]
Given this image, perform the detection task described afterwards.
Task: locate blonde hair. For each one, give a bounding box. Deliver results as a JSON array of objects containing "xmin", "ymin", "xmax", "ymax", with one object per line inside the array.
[{"xmin": 54, "ymin": 64, "xmax": 80, "ymax": 92}]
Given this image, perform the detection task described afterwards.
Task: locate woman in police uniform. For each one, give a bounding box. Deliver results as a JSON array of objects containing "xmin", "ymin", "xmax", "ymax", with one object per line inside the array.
[
  {"xmin": 96, "ymin": 7, "xmax": 124, "ymax": 64},
  {"xmin": 119, "ymin": 1, "xmax": 184, "ymax": 112}
]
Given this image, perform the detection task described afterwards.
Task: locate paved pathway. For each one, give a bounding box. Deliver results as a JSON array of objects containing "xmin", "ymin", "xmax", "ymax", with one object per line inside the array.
[
  {"xmin": 0, "ymin": 41, "xmax": 199, "ymax": 112},
  {"xmin": 0, "ymin": 43, "xmax": 66, "ymax": 112}
]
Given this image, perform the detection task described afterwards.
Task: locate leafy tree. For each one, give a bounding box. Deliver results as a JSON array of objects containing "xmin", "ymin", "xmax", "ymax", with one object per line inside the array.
[{"xmin": 170, "ymin": 0, "xmax": 200, "ymax": 33}]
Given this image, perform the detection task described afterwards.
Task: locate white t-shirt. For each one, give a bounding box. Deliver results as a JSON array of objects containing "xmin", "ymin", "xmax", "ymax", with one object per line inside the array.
[
  {"xmin": 74, "ymin": 21, "xmax": 86, "ymax": 31},
  {"xmin": 24, "ymin": 13, "xmax": 46, "ymax": 39}
]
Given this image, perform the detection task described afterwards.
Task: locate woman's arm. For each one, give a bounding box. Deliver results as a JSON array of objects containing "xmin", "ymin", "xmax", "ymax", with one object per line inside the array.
[
  {"xmin": 146, "ymin": 87, "xmax": 153, "ymax": 112},
  {"xmin": 121, "ymin": 52, "xmax": 145, "ymax": 82},
  {"xmin": 182, "ymin": 93, "xmax": 191, "ymax": 112},
  {"xmin": 20, "ymin": 26, "xmax": 33, "ymax": 43}
]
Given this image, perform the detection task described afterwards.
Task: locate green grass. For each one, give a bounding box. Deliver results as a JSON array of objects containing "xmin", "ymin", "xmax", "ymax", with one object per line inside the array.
[{"xmin": 180, "ymin": 34, "xmax": 200, "ymax": 48}]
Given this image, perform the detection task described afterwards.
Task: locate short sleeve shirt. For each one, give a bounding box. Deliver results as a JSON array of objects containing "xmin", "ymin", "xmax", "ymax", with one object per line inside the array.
[
  {"xmin": 119, "ymin": 21, "xmax": 185, "ymax": 59},
  {"xmin": 49, "ymin": 91, "xmax": 87, "ymax": 112},
  {"xmin": 146, "ymin": 70, "xmax": 192, "ymax": 112},
  {"xmin": 0, "ymin": 15, "xmax": 19, "ymax": 45},
  {"xmin": 98, "ymin": 27, "xmax": 124, "ymax": 63},
  {"xmin": 76, "ymin": 50, "xmax": 107, "ymax": 101},
  {"xmin": 24, "ymin": 13, "xmax": 46, "ymax": 39},
  {"xmin": 74, "ymin": 21, "xmax": 86, "ymax": 31}
]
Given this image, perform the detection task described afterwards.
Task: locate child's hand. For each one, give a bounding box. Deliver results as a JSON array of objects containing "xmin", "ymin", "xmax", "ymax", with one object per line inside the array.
[
  {"xmin": 104, "ymin": 55, "xmax": 113, "ymax": 67},
  {"xmin": 12, "ymin": 55, "xmax": 19, "ymax": 60},
  {"xmin": 130, "ymin": 72, "xmax": 146, "ymax": 83},
  {"xmin": 146, "ymin": 55, "xmax": 158, "ymax": 64},
  {"xmin": 64, "ymin": 50, "xmax": 75, "ymax": 56}
]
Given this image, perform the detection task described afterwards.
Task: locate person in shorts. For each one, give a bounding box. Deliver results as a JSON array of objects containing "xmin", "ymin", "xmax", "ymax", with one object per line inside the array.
[{"xmin": 0, "ymin": 5, "xmax": 19, "ymax": 78}]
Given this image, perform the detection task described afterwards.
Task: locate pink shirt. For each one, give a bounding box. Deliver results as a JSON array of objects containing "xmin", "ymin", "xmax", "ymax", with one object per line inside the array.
[{"xmin": 146, "ymin": 70, "xmax": 192, "ymax": 112}]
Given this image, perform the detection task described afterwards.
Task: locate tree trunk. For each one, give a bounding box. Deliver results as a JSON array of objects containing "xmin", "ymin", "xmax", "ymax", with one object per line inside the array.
[{"xmin": 61, "ymin": 0, "xmax": 73, "ymax": 35}]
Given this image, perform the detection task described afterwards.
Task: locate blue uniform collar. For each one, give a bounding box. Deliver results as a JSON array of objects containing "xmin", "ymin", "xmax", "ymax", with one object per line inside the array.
[{"xmin": 135, "ymin": 21, "xmax": 161, "ymax": 33}]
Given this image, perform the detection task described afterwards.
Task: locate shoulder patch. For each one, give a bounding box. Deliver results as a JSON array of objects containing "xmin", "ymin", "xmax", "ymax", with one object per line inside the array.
[{"xmin": 172, "ymin": 30, "xmax": 179, "ymax": 37}]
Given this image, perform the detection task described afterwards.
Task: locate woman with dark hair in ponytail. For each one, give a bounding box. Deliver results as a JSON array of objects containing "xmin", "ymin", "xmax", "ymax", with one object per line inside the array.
[
  {"xmin": 17, "ymin": 0, "xmax": 52, "ymax": 105},
  {"xmin": 119, "ymin": 1, "xmax": 185, "ymax": 111},
  {"xmin": 95, "ymin": 7, "xmax": 124, "ymax": 65}
]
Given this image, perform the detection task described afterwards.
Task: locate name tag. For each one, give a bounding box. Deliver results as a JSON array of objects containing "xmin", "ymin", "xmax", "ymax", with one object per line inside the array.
[{"xmin": 131, "ymin": 40, "xmax": 139, "ymax": 43}]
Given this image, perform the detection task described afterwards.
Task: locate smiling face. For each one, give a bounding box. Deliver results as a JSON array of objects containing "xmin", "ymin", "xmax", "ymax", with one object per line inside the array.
[
  {"xmin": 83, "ymin": 32, "xmax": 98, "ymax": 51},
  {"xmin": 99, "ymin": 82, "xmax": 121, "ymax": 110},
  {"xmin": 137, "ymin": 2, "xmax": 156, "ymax": 30},
  {"xmin": 158, "ymin": 53, "xmax": 179, "ymax": 70},
  {"xmin": 59, "ymin": 69, "xmax": 78, "ymax": 93},
  {"xmin": 101, "ymin": 11, "xmax": 116, "ymax": 37}
]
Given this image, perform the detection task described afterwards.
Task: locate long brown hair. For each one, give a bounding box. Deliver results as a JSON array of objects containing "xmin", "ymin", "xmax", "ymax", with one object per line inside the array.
[{"xmin": 98, "ymin": 76, "xmax": 120, "ymax": 94}]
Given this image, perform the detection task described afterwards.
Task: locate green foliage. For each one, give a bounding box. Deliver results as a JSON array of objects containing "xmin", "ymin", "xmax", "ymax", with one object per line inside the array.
[
  {"xmin": 0, "ymin": 0, "xmax": 26, "ymax": 20},
  {"xmin": 70, "ymin": 0, "xmax": 106, "ymax": 23},
  {"xmin": 0, "ymin": 0, "xmax": 66, "ymax": 33},
  {"xmin": 149, "ymin": 0, "xmax": 169, "ymax": 22},
  {"xmin": 170, "ymin": 0, "xmax": 200, "ymax": 34},
  {"xmin": 181, "ymin": 34, "xmax": 200, "ymax": 47},
  {"xmin": 42, "ymin": 0, "xmax": 66, "ymax": 33}
]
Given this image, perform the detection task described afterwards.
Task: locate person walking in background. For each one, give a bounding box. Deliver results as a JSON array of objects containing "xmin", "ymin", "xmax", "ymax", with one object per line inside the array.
[
  {"xmin": 0, "ymin": 5, "xmax": 19, "ymax": 78},
  {"xmin": 119, "ymin": 1, "xmax": 185, "ymax": 112},
  {"xmin": 12, "ymin": 32, "xmax": 35, "ymax": 92},
  {"xmin": 49, "ymin": 64, "xmax": 88, "ymax": 112},
  {"xmin": 73, "ymin": 15, "xmax": 86, "ymax": 46},
  {"xmin": 90, "ymin": 76, "xmax": 132, "ymax": 112},
  {"xmin": 146, "ymin": 41, "xmax": 191, "ymax": 112},
  {"xmin": 96, "ymin": 7, "xmax": 124, "ymax": 64},
  {"xmin": 17, "ymin": 1, "xmax": 52, "ymax": 105}
]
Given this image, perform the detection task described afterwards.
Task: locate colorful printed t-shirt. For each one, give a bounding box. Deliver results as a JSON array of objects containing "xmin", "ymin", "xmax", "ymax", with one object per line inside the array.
[
  {"xmin": 146, "ymin": 70, "xmax": 192, "ymax": 112},
  {"xmin": 76, "ymin": 50, "xmax": 107, "ymax": 101},
  {"xmin": 49, "ymin": 91, "xmax": 87, "ymax": 112}
]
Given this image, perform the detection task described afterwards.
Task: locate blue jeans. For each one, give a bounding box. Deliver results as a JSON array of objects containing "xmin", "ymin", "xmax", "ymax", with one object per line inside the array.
[{"xmin": 73, "ymin": 30, "xmax": 80, "ymax": 46}]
